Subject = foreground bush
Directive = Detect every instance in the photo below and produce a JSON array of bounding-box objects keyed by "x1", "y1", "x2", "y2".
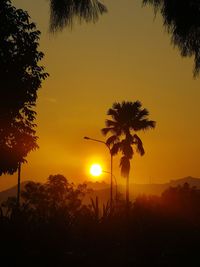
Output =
[{"x1": 1, "y1": 178, "x2": 200, "y2": 266}]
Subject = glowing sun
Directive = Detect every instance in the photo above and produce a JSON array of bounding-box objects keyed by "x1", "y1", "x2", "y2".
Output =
[{"x1": 90, "y1": 164, "x2": 102, "y2": 177}]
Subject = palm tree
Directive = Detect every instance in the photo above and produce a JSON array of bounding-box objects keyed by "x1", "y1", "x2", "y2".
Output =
[
  {"x1": 102, "y1": 101, "x2": 156, "y2": 205},
  {"x1": 49, "y1": 0, "x2": 107, "y2": 32}
]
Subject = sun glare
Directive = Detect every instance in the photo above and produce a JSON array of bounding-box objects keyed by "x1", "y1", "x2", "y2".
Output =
[{"x1": 90, "y1": 164, "x2": 102, "y2": 177}]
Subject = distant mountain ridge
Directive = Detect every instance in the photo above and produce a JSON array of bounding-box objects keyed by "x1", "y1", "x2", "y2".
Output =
[
  {"x1": 1, "y1": 176, "x2": 200, "y2": 204},
  {"x1": 85, "y1": 181, "x2": 109, "y2": 191},
  {"x1": 86, "y1": 176, "x2": 200, "y2": 196},
  {"x1": 169, "y1": 176, "x2": 200, "y2": 187},
  {"x1": 0, "y1": 181, "x2": 29, "y2": 203},
  {"x1": 132, "y1": 176, "x2": 200, "y2": 196}
]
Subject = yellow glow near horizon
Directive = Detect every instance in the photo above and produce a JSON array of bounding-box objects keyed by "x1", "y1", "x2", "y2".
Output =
[
  {"x1": 1, "y1": 0, "x2": 198, "y2": 193},
  {"x1": 90, "y1": 164, "x2": 102, "y2": 177}
]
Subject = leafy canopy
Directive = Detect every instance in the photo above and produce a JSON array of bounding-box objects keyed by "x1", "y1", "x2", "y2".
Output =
[
  {"x1": 0, "y1": 0, "x2": 49, "y2": 174},
  {"x1": 49, "y1": 0, "x2": 107, "y2": 32},
  {"x1": 50, "y1": 0, "x2": 200, "y2": 76},
  {"x1": 143, "y1": 0, "x2": 200, "y2": 77}
]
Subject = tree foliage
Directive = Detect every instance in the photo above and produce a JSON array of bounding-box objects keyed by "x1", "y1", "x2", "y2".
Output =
[
  {"x1": 49, "y1": 0, "x2": 107, "y2": 32},
  {"x1": 1, "y1": 181, "x2": 200, "y2": 265},
  {"x1": 0, "y1": 0, "x2": 48, "y2": 174},
  {"x1": 20, "y1": 174, "x2": 88, "y2": 219},
  {"x1": 49, "y1": 0, "x2": 200, "y2": 76},
  {"x1": 143, "y1": 0, "x2": 200, "y2": 77},
  {"x1": 2, "y1": 174, "x2": 89, "y2": 219},
  {"x1": 102, "y1": 101, "x2": 155, "y2": 178}
]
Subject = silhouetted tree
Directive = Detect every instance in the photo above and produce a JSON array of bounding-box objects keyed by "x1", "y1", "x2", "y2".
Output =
[
  {"x1": 102, "y1": 101, "x2": 155, "y2": 205},
  {"x1": 21, "y1": 174, "x2": 88, "y2": 220},
  {"x1": 161, "y1": 182, "x2": 200, "y2": 220},
  {"x1": 143, "y1": 0, "x2": 200, "y2": 77},
  {"x1": 0, "y1": 0, "x2": 48, "y2": 201},
  {"x1": 2, "y1": 179, "x2": 200, "y2": 265},
  {"x1": 49, "y1": 0, "x2": 200, "y2": 76},
  {"x1": 49, "y1": 0, "x2": 107, "y2": 32}
]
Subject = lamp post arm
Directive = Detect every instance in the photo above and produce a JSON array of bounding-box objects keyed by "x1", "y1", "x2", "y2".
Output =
[
  {"x1": 84, "y1": 135, "x2": 113, "y2": 208},
  {"x1": 84, "y1": 136, "x2": 111, "y2": 152}
]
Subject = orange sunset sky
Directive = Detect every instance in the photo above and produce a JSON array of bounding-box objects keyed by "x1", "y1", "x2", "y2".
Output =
[{"x1": 1, "y1": 0, "x2": 200, "y2": 190}]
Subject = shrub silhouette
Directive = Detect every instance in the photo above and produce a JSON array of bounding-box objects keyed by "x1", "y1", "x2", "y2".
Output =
[{"x1": 1, "y1": 179, "x2": 200, "y2": 266}]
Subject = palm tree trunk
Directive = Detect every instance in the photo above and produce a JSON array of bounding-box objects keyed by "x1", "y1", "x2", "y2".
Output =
[
  {"x1": 126, "y1": 174, "x2": 129, "y2": 205},
  {"x1": 17, "y1": 162, "x2": 21, "y2": 207},
  {"x1": 110, "y1": 154, "x2": 113, "y2": 209},
  {"x1": 115, "y1": 176, "x2": 118, "y2": 202}
]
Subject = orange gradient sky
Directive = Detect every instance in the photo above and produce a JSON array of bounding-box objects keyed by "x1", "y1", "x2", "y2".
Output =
[{"x1": 1, "y1": 0, "x2": 200, "y2": 190}]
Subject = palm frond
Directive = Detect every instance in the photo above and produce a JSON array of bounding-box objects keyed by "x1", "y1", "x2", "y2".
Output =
[
  {"x1": 50, "y1": 0, "x2": 107, "y2": 32},
  {"x1": 106, "y1": 135, "x2": 119, "y2": 146},
  {"x1": 132, "y1": 100, "x2": 142, "y2": 110},
  {"x1": 121, "y1": 138, "x2": 133, "y2": 159},
  {"x1": 143, "y1": 0, "x2": 200, "y2": 77},
  {"x1": 50, "y1": 0, "x2": 74, "y2": 32},
  {"x1": 102, "y1": 126, "x2": 122, "y2": 136},
  {"x1": 133, "y1": 119, "x2": 156, "y2": 131},
  {"x1": 133, "y1": 134, "x2": 145, "y2": 156},
  {"x1": 120, "y1": 156, "x2": 130, "y2": 178},
  {"x1": 101, "y1": 127, "x2": 112, "y2": 136},
  {"x1": 136, "y1": 108, "x2": 149, "y2": 120},
  {"x1": 105, "y1": 119, "x2": 117, "y2": 127},
  {"x1": 77, "y1": 0, "x2": 107, "y2": 23},
  {"x1": 110, "y1": 142, "x2": 121, "y2": 156},
  {"x1": 112, "y1": 102, "x2": 121, "y2": 111},
  {"x1": 107, "y1": 108, "x2": 118, "y2": 119}
]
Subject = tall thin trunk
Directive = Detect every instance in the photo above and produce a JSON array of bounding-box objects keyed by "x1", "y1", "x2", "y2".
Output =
[
  {"x1": 115, "y1": 176, "x2": 118, "y2": 202},
  {"x1": 17, "y1": 162, "x2": 21, "y2": 207},
  {"x1": 126, "y1": 174, "x2": 129, "y2": 205},
  {"x1": 110, "y1": 154, "x2": 113, "y2": 210}
]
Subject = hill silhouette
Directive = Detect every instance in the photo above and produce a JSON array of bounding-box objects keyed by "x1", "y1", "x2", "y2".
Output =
[
  {"x1": 86, "y1": 181, "x2": 109, "y2": 191},
  {"x1": 169, "y1": 176, "x2": 200, "y2": 187},
  {"x1": 1, "y1": 176, "x2": 200, "y2": 204},
  {"x1": 131, "y1": 176, "x2": 200, "y2": 196},
  {"x1": 0, "y1": 181, "x2": 30, "y2": 203}
]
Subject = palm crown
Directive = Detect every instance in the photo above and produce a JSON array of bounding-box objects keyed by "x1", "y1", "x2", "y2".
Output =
[{"x1": 102, "y1": 101, "x2": 156, "y2": 178}]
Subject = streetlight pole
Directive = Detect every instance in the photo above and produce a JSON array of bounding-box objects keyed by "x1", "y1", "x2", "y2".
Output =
[
  {"x1": 17, "y1": 162, "x2": 21, "y2": 207},
  {"x1": 84, "y1": 136, "x2": 113, "y2": 208},
  {"x1": 103, "y1": 171, "x2": 118, "y2": 202}
]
